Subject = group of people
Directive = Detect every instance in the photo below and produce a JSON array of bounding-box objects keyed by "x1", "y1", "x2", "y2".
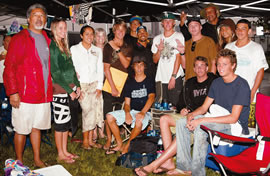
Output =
[{"x1": 0, "y1": 2, "x2": 268, "y2": 175}]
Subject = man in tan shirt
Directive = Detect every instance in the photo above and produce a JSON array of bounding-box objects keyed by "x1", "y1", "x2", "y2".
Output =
[{"x1": 183, "y1": 17, "x2": 217, "y2": 80}]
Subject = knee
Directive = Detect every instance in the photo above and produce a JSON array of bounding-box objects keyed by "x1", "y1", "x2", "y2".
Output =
[
  {"x1": 160, "y1": 115, "x2": 170, "y2": 124},
  {"x1": 106, "y1": 114, "x2": 116, "y2": 124},
  {"x1": 135, "y1": 118, "x2": 143, "y2": 127}
]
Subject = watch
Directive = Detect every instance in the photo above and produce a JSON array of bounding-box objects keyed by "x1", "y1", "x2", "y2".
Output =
[
  {"x1": 116, "y1": 49, "x2": 121, "y2": 53},
  {"x1": 172, "y1": 74, "x2": 177, "y2": 78}
]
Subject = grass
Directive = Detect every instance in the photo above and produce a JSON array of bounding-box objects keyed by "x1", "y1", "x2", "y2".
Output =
[{"x1": 0, "y1": 117, "x2": 220, "y2": 176}]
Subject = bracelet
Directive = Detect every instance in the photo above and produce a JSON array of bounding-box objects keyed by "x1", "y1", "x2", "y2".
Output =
[
  {"x1": 116, "y1": 49, "x2": 121, "y2": 53},
  {"x1": 172, "y1": 74, "x2": 177, "y2": 78},
  {"x1": 180, "y1": 52, "x2": 185, "y2": 56}
]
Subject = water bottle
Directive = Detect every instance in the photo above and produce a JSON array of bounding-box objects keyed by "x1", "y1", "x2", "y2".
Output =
[
  {"x1": 1, "y1": 98, "x2": 8, "y2": 110},
  {"x1": 156, "y1": 137, "x2": 164, "y2": 158},
  {"x1": 162, "y1": 99, "x2": 169, "y2": 110},
  {"x1": 1, "y1": 98, "x2": 8, "y2": 117}
]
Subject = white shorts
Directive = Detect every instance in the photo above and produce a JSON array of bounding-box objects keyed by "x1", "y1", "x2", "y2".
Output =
[
  {"x1": 108, "y1": 109, "x2": 151, "y2": 130},
  {"x1": 12, "y1": 102, "x2": 51, "y2": 135}
]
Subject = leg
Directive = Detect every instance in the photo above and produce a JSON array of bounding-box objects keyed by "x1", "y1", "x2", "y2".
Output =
[
  {"x1": 30, "y1": 128, "x2": 45, "y2": 167},
  {"x1": 102, "y1": 91, "x2": 114, "y2": 150},
  {"x1": 160, "y1": 114, "x2": 175, "y2": 149},
  {"x1": 14, "y1": 132, "x2": 26, "y2": 163},
  {"x1": 167, "y1": 77, "x2": 183, "y2": 107},
  {"x1": 175, "y1": 118, "x2": 192, "y2": 172},
  {"x1": 106, "y1": 114, "x2": 122, "y2": 151},
  {"x1": 68, "y1": 97, "x2": 79, "y2": 137},
  {"x1": 89, "y1": 129, "x2": 102, "y2": 148},
  {"x1": 98, "y1": 123, "x2": 105, "y2": 138},
  {"x1": 104, "y1": 120, "x2": 112, "y2": 150},
  {"x1": 191, "y1": 122, "x2": 231, "y2": 176},
  {"x1": 82, "y1": 131, "x2": 90, "y2": 148},
  {"x1": 121, "y1": 118, "x2": 143, "y2": 154},
  {"x1": 55, "y1": 131, "x2": 65, "y2": 159},
  {"x1": 135, "y1": 138, "x2": 177, "y2": 176},
  {"x1": 62, "y1": 131, "x2": 71, "y2": 156},
  {"x1": 55, "y1": 130, "x2": 75, "y2": 163}
]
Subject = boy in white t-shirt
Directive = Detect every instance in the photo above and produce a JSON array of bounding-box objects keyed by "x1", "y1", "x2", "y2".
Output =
[
  {"x1": 226, "y1": 19, "x2": 269, "y2": 102},
  {"x1": 152, "y1": 12, "x2": 185, "y2": 106}
]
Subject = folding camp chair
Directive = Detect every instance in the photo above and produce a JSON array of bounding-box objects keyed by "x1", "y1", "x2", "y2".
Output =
[
  {"x1": 201, "y1": 93, "x2": 270, "y2": 176},
  {"x1": 110, "y1": 102, "x2": 150, "y2": 147}
]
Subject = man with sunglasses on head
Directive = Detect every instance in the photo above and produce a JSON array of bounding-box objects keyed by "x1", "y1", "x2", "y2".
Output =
[
  {"x1": 182, "y1": 17, "x2": 217, "y2": 80},
  {"x1": 151, "y1": 12, "x2": 185, "y2": 107}
]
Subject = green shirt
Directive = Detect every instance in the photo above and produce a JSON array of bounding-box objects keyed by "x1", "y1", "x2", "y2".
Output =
[{"x1": 50, "y1": 40, "x2": 80, "y2": 94}]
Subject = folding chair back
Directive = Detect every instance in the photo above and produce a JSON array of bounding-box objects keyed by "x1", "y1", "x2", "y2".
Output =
[{"x1": 256, "y1": 93, "x2": 270, "y2": 137}]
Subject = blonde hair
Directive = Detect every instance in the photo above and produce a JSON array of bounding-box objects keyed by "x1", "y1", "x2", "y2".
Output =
[
  {"x1": 112, "y1": 20, "x2": 127, "y2": 33},
  {"x1": 51, "y1": 18, "x2": 70, "y2": 57},
  {"x1": 218, "y1": 26, "x2": 236, "y2": 50},
  {"x1": 93, "y1": 28, "x2": 107, "y2": 46}
]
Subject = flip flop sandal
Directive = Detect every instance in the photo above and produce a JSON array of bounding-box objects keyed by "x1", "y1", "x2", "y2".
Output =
[
  {"x1": 153, "y1": 166, "x2": 170, "y2": 175},
  {"x1": 105, "y1": 149, "x2": 120, "y2": 155},
  {"x1": 133, "y1": 167, "x2": 150, "y2": 176},
  {"x1": 68, "y1": 153, "x2": 79, "y2": 159}
]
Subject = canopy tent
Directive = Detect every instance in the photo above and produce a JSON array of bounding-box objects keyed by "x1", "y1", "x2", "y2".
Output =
[{"x1": 0, "y1": 0, "x2": 270, "y2": 23}]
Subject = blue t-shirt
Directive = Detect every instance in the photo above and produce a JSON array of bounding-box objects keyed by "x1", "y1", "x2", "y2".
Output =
[
  {"x1": 123, "y1": 76, "x2": 155, "y2": 111},
  {"x1": 208, "y1": 76, "x2": 250, "y2": 134}
]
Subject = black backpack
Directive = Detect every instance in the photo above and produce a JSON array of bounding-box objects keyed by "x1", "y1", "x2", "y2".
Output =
[{"x1": 115, "y1": 134, "x2": 159, "y2": 168}]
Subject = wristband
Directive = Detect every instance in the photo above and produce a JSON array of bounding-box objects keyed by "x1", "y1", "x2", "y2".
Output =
[
  {"x1": 172, "y1": 74, "x2": 177, "y2": 78},
  {"x1": 180, "y1": 52, "x2": 185, "y2": 56}
]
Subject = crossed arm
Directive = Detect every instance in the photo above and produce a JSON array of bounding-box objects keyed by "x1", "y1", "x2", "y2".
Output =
[{"x1": 186, "y1": 96, "x2": 243, "y2": 131}]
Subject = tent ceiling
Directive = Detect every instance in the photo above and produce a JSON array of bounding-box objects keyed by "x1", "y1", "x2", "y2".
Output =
[{"x1": 0, "y1": 0, "x2": 269, "y2": 23}]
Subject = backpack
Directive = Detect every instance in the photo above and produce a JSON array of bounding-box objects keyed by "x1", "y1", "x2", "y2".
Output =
[{"x1": 115, "y1": 134, "x2": 159, "y2": 168}]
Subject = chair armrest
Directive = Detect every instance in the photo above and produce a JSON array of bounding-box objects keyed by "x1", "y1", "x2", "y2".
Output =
[{"x1": 200, "y1": 125, "x2": 256, "y2": 144}]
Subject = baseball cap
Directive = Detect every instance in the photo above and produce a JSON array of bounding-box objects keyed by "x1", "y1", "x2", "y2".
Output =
[
  {"x1": 162, "y1": 12, "x2": 175, "y2": 20},
  {"x1": 130, "y1": 15, "x2": 143, "y2": 24},
  {"x1": 136, "y1": 25, "x2": 147, "y2": 33},
  {"x1": 187, "y1": 17, "x2": 202, "y2": 26}
]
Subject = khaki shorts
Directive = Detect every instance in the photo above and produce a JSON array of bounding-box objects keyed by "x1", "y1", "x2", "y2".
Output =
[
  {"x1": 12, "y1": 102, "x2": 51, "y2": 135},
  {"x1": 169, "y1": 113, "x2": 186, "y2": 134}
]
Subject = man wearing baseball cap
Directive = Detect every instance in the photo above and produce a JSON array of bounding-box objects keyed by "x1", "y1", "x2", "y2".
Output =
[
  {"x1": 180, "y1": 3, "x2": 223, "y2": 43},
  {"x1": 132, "y1": 25, "x2": 156, "y2": 79},
  {"x1": 182, "y1": 17, "x2": 217, "y2": 80},
  {"x1": 125, "y1": 15, "x2": 143, "y2": 47},
  {"x1": 152, "y1": 12, "x2": 185, "y2": 107}
]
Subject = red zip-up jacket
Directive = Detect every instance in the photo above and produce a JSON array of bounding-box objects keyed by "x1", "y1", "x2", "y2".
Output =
[{"x1": 3, "y1": 29, "x2": 53, "y2": 103}]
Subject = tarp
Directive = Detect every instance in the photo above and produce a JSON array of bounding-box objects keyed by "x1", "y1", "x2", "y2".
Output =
[{"x1": 0, "y1": 0, "x2": 269, "y2": 23}]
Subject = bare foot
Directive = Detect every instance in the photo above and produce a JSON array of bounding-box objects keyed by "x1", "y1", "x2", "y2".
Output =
[
  {"x1": 167, "y1": 168, "x2": 192, "y2": 175},
  {"x1": 103, "y1": 141, "x2": 111, "y2": 150},
  {"x1": 57, "y1": 156, "x2": 75, "y2": 164},
  {"x1": 89, "y1": 142, "x2": 102, "y2": 148},
  {"x1": 34, "y1": 160, "x2": 47, "y2": 168},
  {"x1": 65, "y1": 152, "x2": 79, "y2": 159}
]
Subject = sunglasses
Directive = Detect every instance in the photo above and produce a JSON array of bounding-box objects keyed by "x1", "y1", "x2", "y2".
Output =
[{"x1": 191, "y1": 41, "x2": 196, "y2": 52}]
